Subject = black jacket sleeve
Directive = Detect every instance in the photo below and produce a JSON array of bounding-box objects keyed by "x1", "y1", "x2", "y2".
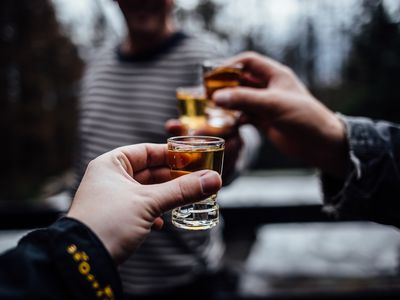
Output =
[
  {"x1": 322, "y1": 115, "x2": 400, "y2": 228},
  {"x1": 0, "y1": 217, "x2": 122, "y2": 299}
]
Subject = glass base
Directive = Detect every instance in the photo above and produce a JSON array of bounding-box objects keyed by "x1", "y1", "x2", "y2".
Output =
[{"x1": 172, "y1": 196, "x2": 219, "y2": 230}]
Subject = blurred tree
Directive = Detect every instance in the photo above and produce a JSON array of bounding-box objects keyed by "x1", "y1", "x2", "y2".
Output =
[
  {"x1": 92, "y1": 0, "x2": 110, "y2": 48},
  {"x1": 0, "y1": 0, "x2": 84, "y2": 201},
  {"x1": 195, "y1": 0, "x2": 220, "y2": 32},
  {"x1": 175, "y1": 0, "x2": 220, "y2": 39},
  {"x1": 252, "y1": 17, "x2": 320, "y2": 171},
  {"x1": 92, "y1": 10, "x2": 108, "y2": 48},
  {"x1": 304, "y1": 19, "x2": 318, "y2": 91},
  {"x1": 243, "y1": 30, "x2": 271, "y2": 55},
  {"x1": 283, "y1": 17, "x2": 318, "y2": 92},
  {"x1": 338, "y1": 0, "x2": 400, "y2": 123}
]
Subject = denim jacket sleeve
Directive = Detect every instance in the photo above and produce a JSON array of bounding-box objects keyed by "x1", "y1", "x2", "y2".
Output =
[{"x1": 321, "y1": 115, "x2": 400, "y2": 228}]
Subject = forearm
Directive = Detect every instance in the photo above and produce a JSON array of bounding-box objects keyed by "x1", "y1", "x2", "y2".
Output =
[
  {"x1": 0, "y1": 218, "x2": 122, "y2": 299},
  {"x1": 321, "y1": 115, "x2": 400, "y2": 228}
]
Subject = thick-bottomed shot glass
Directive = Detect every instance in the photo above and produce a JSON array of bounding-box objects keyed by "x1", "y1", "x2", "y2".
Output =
[{"x1": 167, "y1": 136, "x2": 225, "y2": 230}]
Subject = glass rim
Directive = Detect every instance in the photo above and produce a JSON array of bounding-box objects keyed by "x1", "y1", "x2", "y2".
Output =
[
  {"x1": 167, "y1": 136, "x2": 225, "y2": 146},
  {"x1": 176, "y1": 85, "x2": 204, "y2": 92},
  {"x1": 176, "y1": 86, "x2": 206, "y2": 98},
  {"x1": 202, "y1": 59, "x2": 243, "y2": 70}
]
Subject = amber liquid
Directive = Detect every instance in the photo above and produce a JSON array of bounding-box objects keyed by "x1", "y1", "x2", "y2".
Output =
[
  {"x1": 177, "y1": 91, "x2": 207, "y2": 132},
  {"x1": 203, "y1": 66, "x2": 241, "y2": 130},
  {"x1": 168, "y1": 147, "x2": 224, "y2": 176},
  {"x1": 168, "y1": 147, "x2": 224, "y2": 230},
  {"x1": 204, "y1": 66, "x2": 242, "y2": 99}
]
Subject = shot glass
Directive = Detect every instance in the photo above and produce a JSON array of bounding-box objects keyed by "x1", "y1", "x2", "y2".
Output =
[
  {"x1": 202, "y1": 59, "x2": 243, "y2": 100},
  {"x1": 202, "y1": 59, "x2": 243, "y2": 130},
  {"x1": 167, "y1": 136, "x2": 225, "y2": 230},
  {"x1": 176, "y1": 86, "x2": 208, "y2": 135}
]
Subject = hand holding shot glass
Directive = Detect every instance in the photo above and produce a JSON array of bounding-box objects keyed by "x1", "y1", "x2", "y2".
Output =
[{"x1": 167, "y1": 136, "x2": 225, "y2": 230}]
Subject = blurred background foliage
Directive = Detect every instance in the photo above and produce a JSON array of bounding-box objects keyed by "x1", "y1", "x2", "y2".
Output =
[
  {"x1": 1, "y1": 0, "x2": 400, "y2": 201},
  {"x1": 0, "y1": 0, "x2": 84, "y2": 201}
]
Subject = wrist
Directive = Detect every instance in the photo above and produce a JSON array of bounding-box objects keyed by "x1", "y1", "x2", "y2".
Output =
[
  {"x1": 320, "y1": 113, "x2": 350, "y2": 178},
  {"x1": 66, "y1": 210, "x2": 118, "y2": 263}
]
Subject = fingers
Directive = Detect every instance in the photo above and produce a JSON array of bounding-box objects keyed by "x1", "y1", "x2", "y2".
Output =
[
  {"x1": 152, "y1": 217, "x2": 164, "y2": 230},
  {"x1": 153, "y1": 170, "x2": 222, "y2": 213},
  {"x1": 213, "y1": 87, "x2": 273, "y2": 114},
  {"x1": 226, "y1": 51, "x2": 286, "y2": 82},
  {"x1": 240, "y1": 72, "x2": 267, "y2": 88},
  {"x1": 110, "y1": 144, "x2": 168, "y2": 176},
  {"x1": 133, "y1": 167, "x2": 171, "y2": 184}
]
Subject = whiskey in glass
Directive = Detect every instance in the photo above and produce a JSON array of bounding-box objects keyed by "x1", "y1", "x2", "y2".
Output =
[
  {"x1": 167, "y1": 136, "x2": 225, "y2": 230},
  {"x1": 176, "y1": 86, "x2": 207, "y2": 134}
]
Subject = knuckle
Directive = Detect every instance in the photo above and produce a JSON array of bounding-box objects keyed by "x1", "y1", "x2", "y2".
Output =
[
  {"x1": 232, "y1": 88, "x2": 247, "y2": 101},
  {"x1": 229, "y1": 89, "x2": 240, "y2": 102},
  {"x1": 280, "y1": 65, "x2": 295, "y2": 77},
  {"x1": 237, "y1": 51, "x2": 260, "y2": 63},
  {"x1": 86, "y1": 159, "x2": 97, "y2": 171},
  {"x1": 243, "y1": 51, "x2": 258, "y2": 58}
]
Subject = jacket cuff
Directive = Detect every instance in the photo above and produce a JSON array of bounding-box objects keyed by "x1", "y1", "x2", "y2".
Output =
[
  {"x1": 46, "y1": 217, "x2": 122, "y2": 299},
  {"x1": 321, "y1": 115, "x2": 398, "y2": 225}
]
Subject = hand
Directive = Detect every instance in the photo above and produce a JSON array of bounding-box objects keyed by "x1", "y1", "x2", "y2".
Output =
[
  {"x1": 165, "y1": 119, "x2": 243, "y2": 184},
  {"x1": 67, "y1": 144, "x2": 222, "y2": 264},
  {"x1": 213, "y1": 52, "x2": 349, "y2": 177}
]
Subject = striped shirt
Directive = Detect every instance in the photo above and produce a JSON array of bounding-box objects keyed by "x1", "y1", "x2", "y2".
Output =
[{"x1": 75, "y1": 32, "x2": 227, "y2": 296}]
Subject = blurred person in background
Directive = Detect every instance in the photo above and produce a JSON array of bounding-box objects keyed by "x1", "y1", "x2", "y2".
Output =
[
  {"x1": 213, "y1": 51, "x2": 400, "y2": 228},
  {"x1": 0, "y1": 143, "x2": 221, "y2": 299},
  {"x1": 72, "y1": 0, "x2": 260, "y2": 299}
]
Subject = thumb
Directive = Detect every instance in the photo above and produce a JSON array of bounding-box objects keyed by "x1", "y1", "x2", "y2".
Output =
[
  {"x1": 213, "y1": 87, "x2": 271, "y2": 114},
  {"x1": 153, "y1": 170, "x2": 222, "y2": 213}
]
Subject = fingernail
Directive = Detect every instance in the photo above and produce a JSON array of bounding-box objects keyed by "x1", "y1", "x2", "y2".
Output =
[
  {"x1": 200, "y1": 171, "x2": 221, "y2": 195},
  {"x1": 214, "y1": 90, "x2": 232, "y2": 107}
]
